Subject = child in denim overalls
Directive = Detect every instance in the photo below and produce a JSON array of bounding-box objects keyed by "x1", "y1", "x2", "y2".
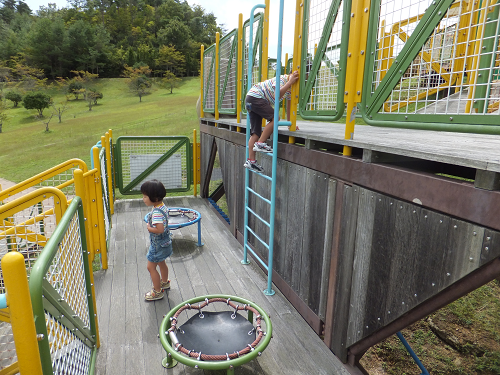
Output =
[{"x1": 141, "y1": 179, "x2": 172, "y2": 301}]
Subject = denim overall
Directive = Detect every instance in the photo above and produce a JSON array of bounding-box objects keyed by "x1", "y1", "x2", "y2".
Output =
[{"x1": 147, "y1": 208, "x2": 172, "y2": 263}]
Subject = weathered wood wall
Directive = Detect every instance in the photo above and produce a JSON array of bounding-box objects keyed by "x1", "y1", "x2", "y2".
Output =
[{"x1": 199, "y1": 123, "x2": 500, "y2": 362}]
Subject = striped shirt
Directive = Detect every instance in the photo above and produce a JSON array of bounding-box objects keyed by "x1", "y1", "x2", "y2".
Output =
[
  {"x1": 151, "y1": 203, "x2": 168, "y2": 228},
  {"x1": 247, "y1": 75, "x2": 291, "y2": 105}
]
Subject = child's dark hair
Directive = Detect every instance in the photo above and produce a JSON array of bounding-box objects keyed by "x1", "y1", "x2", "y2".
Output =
[{"x1": 140, "y1": 179, "x2": 166, "y2": 202}]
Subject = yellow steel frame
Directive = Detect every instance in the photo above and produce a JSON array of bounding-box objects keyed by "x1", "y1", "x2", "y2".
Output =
[
  {"x1": 380, "y1": 2, "x2": 468, "y2": 113},
  {"x1": 289, "y1": 0, "x2": 304, "y2": 143},
  {"x1": 0, "y1": 159, "x2": 87, "y2": 203},
  {"x1": 343, "y1": 0, "x2": 371, "y2": 156},
  {"x1": 1, "y1": 251, "x2": 43, "y2": 375},
  {"x1": 466, "y1": 0, "x2": 495, "y2": 113}
]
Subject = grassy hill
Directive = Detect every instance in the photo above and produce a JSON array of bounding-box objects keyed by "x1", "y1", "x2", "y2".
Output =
[{"x1": 0, "y1": 77, "x2": 200, "y2": 182}]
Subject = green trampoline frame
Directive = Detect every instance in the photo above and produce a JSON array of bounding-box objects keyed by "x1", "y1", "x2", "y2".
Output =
[{"x1": 159, "y1": 294, "x2": 272, "y2": 374}]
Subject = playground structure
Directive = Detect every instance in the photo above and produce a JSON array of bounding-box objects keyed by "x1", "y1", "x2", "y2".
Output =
[
  {"x1": 0, "y1": 0, "x2": 499, "y2": 374},
  {"x1": 202, "y1": 0, "x2": 500, "y2": 134},
  {"x1": 199, "y1": 0, "x2": 500, "y2": 372}
]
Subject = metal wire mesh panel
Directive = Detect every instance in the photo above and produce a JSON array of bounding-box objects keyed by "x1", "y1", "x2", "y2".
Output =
[
  {"x1": 0, "y1": 196, "x2": 58, "y2": 292},
  {"x1": 363, "y1": 0, "x2": 500, "y2": 131},
  {"x1": 301, "y1": 0, "x2": 349, "y2": 119},
  {"x1": 99, "y1": 148, "x2": 111, "y2": 243},
  {"x1": 47, "y1": 312, "x2": 91, "y2": 375},
  {"x1": 203, "y1": 46, "x2": 216, "y2": 112},
  {"x1": 219, "y1": 30, "x2": 238, "y2": 113},
  {"x1": 242, "y1": 14, "x2": 263, "y2": 114},
  {"x1": 29, "y1": 199, "x2": 96, "y2": 375},
  {"x1": 115, "y1": 136, "x2": 192, "y2": 194},
  {"x1": 47, "y1": 210, "x2": 90, "y2": 327},
  {"x1": 0, "y1": 322, "x2": 16, "y2": 371}
]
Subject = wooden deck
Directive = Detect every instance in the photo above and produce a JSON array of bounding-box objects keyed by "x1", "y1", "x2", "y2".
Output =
[
  {"x1": 208, "y1": 118, "x2": 500, "y2": 172},
  {"x1": 93, "y1": 196, "x2": 350, "y2": 375}
]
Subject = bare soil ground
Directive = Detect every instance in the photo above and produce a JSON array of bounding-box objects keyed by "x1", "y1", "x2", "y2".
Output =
[{"x1": 360, "y1": 280, "x2": 500, "y2": 375}]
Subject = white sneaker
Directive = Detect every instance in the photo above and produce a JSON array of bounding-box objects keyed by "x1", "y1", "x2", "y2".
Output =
[
  {"x1": 243, "y1": 160, "x2": 264, "y2": 173},
  {"x1": 253, "y1": 142, "x2": 273, "y2": 153}
]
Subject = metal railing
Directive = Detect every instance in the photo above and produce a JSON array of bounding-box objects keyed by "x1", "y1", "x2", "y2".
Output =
[{"x1": 29, "y1": 197, "x2": 98, "y2": 375}]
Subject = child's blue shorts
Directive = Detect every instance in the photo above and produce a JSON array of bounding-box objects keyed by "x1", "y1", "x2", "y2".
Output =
[{"x1": 147, "y1": 242, "x2": 173, "y2": 263}]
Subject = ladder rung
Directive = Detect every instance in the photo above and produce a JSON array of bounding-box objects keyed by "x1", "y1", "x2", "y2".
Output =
[
  {"x1": 245, "y1": 225, "x2": 270, "y2": 250},
  {"x1": 246, "y1": 187, "x2": 271, "y2": 205},
  {"x1": 277, "y1": 120, "x2": 291, "y2": 126},
  {"x1": 246, "y1": 206, "x2": 271, "y2": 228},
  {"x1": 244, "y1": 244, "x2": 269, "y2": 269}
]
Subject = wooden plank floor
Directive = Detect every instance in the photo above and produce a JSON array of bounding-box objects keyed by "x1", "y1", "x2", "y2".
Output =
[
  {"x1": 93, "y1": 196, "x2": 350, "y2": 375},
  {"x1": 211, "y1": 118, "x2": 500, "y2": 172}
]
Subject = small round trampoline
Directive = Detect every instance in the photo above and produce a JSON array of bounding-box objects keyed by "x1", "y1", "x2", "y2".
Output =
[
  {"x1": 159, "y1": 295, "x2": 272, "y2": 374},
  {"x1": 146, "y1": 207, "x2": 203, "y2": 246}
]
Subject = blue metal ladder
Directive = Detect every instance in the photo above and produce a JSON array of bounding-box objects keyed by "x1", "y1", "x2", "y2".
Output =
[{"x1": 242, "y1": 0, "x2": 290, "y2": 296}]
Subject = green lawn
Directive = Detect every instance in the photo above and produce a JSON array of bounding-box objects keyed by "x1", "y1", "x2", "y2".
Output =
[{"x1": 0, "y1": 77, "x2": 200, "y2": 183}]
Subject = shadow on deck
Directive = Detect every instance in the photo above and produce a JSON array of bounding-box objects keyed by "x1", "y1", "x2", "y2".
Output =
[{"x1": 93, "y1": 196, "x2": 349, "y2": 375}]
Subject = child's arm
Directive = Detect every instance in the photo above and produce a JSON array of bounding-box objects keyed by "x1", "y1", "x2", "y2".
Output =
[{"x1": 147, "y1": 222, "x2": 164, "y2": 234}]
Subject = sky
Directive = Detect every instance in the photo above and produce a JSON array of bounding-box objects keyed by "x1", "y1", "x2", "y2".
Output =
[{"x1": 23, "y1": 0, "x2": 296, "y2": 60}]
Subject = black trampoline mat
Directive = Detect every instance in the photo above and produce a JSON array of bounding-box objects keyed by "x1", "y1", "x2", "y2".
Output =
[{"x1": 176, "y1": 311, "x2": 256, "y2": 355}]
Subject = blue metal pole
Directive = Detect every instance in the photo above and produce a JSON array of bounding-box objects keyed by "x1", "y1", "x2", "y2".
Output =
[
  {"x1": 263, "y1": 0, "x2": 286, "y2": 296},
  {"x1": 396, "y1": 332, "x2": 430, "y2": 375},
  {"x1": 242, "y1": 4, "x2": 265, "y2": 266}
]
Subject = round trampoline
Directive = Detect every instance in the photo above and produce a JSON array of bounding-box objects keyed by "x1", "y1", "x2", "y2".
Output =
[
  {"x1": 145, "y1": 207, "x2": 203, "y2": 246},
  {"x1": 159, "y1": 295, "x2": 272, "y2": 374}
]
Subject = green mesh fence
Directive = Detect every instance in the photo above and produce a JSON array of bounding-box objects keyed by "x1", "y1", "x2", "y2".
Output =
[{"x1": 115, "y1": 136, "x2": 192, "y2": 194}]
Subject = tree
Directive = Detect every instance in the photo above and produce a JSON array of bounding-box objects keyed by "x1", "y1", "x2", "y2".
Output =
[
  {"x1": 67, "y1": 80, "x2": 85, "y2": 99},
  {"x1": 123, "y1": 65, "x2": 153, "y2": 102},
  {"x1": 155, "y1": 45, "x2": 185, "y2": 76},
  {"x1": 22, "y1": 91, "x2": 51, "y2": 117},
  {"x1": 51, "y1": 102, "x2": 69, "y2": 123},
  {"x1": 161, "y1": 71, "x2": 181, "y2": 94},
  {"x1": 5, "y1": 90, "x2": 22, "y2": 107},
  {"x1": 86, "y1": 88, "x2": 103, "y2": 111}
]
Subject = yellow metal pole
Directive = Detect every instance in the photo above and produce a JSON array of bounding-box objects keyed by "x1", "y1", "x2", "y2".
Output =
[
  {"x1": 193, "y1": 129, "x2": 197, "y2": 197},
  {"x1": 94, "y1": 144, "x2": 108, "y2": 270},
  {"x1": 74, "y1": 168, "x2": 100, "y2": 347},
  {"x1": 289, "y1": 0, "x2": 304, "y2": 143},
  {"x1": 74, "y1": 169, "x2": 94, "y2": 262},
  {"x1": 282, "y1": 52, "x2": 289, "y2": 119},
  {"x1": 262, "y1": 0, "x2": 270, "y2": 82},
  {"x1": 466, "y1": 1, "x2": 489, "y2": 113},
  {"x1": 105, "y1": 131, "x2": 114, "y2": 216},
  {"x1": 310, "y1": 44, "x2": 317, "y2": 111},
  {"x1": 215, "y1": 32, "x2": 220, "y2": 121},
  {"x1": 260, "y1": 0, "x2": 271, "y2": 130},
  {"x1": 343, "y1": 0, "x2": 369, "y2": 156},
  {"x1": 200, "y1": 45, "x2": 205, "y2": 119},
  {"x1": 2, "y1": 251, "x2": 43, "y2": 375},
  {"x1": 237, "y1": 13, "x2": 243, "y2": 127}
]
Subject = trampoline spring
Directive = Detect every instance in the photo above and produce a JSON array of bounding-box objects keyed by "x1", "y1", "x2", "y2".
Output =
[
  {"x1": 226, "y1": 353, "x2": 230, "y2": 361},
  {"x1": 231, "y1": 304, "x2": 239, "y2": 319},
  {"x1": 226, "y1": 298, "x2": 231, "y2": 304},
  {"x1": 243, "y1": 304, "x2": 247, "y2": 310},
  {"x1": 187, "y1": 350, "x2": 193, "y2": 356},
  {"x1": 247, "y1": 344, "x2": 255, "y2": 352},
  {"x1": 197, "y1": 352, "x2": 202, "y2": 361},
  {"x1": 236, "y1": 351, "x2": 240, "y2": 358},
  {"x1": 248, "y1": 328, "x2": 256, "y2": 335},
  {"x1": 205, "y1": 298, "x2": 209, "y2": 306},
  {"x1": 186, "y1": 303, "x2": 191, "y2": 309},
  {"x1": 199, "y1": 311, "x2": 205, "y2": 319}
]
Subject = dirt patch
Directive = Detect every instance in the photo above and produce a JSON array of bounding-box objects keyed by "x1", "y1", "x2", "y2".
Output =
[{"x1": 360, "y1": 280, "x2": 500, "y2": 374}]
